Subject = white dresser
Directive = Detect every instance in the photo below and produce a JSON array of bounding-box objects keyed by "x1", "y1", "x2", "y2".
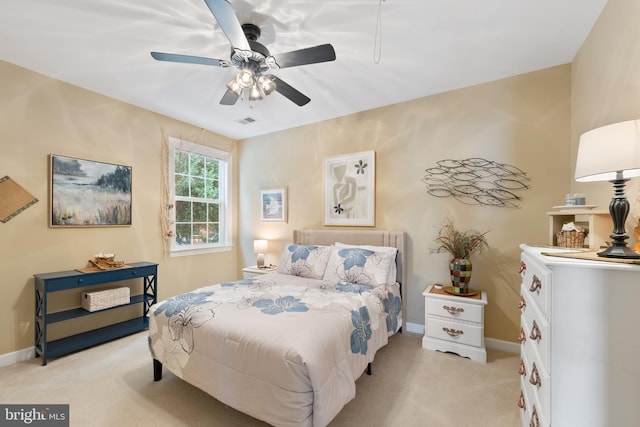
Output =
[
  {"x1": 518, "y1": 244, "x2": 640, "y2": 427},
  {"x1": 422, "y1": 285, "x2": 488, "y2": 363}
]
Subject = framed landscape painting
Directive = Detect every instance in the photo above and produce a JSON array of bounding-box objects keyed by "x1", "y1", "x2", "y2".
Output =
[
  {"x1": 50, "y1": 154, "x2": 132, "y2": 227},
  {"x1": 324, "y1": 151, "x2": 375, "y2": 226}
]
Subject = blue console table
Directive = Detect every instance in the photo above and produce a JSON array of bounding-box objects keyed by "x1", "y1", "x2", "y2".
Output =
[{"x1": 34, "y1": 262, "x2": 158, "y2": 365}]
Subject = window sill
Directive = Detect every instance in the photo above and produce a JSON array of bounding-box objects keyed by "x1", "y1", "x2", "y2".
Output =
[{"x1": 170, "y1": 244, "x2": 233, "y2": 258}]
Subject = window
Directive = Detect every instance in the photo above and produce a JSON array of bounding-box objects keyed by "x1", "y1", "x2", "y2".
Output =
[{"x1": 168, "y1": 137, "x2": 231, "y2": 256}]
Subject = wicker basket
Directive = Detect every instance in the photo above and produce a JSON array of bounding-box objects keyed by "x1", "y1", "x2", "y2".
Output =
[
  {"x1": 556, "y1": 230, "x2": 586, "y2": 248},
  {"x1": 81, "y1": 287, "x2": 130, "y2": 312}
]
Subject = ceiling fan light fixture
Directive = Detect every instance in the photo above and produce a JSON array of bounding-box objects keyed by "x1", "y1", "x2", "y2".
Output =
[
  {"x1": 258, "y1": 75, "x2": 276, "y2": 95},
  {"x1": 236, "y1": 69, "x2": 254, "y2": 89},
  {"x1": 248, "y1": 83, "x2": 264, "y2": 101},
  {"x1": 226, "y1": 78, "x2": 242, "y2": 96}
]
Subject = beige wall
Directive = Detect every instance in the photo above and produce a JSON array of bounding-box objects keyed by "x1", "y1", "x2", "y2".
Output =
[
  {"x1": 10, "y1": 8, "x2": 624, "y2": 353},
  {"x1": 0, "y1": 61, "x2": 239, "y2": 356},
  {"x1": 572, "y1": 0, "x2": 640, "y2": 233},
  {"x1": 239, "y1": 64, "x2": 572, "y2": 342}
]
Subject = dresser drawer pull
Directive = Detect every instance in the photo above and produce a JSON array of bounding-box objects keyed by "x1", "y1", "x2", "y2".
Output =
[
  {"x1": 519, "y1": 261, "x2": 526, "y2": 274},
  {"x1": 529, "y1": 405, "x2": 540, "y2": 427},
  {"x1": 529, "y1": 275, "x2": 542, "y2": 292},
  {"x1": 442, "y1": 327, "x2": 464, "y2": 337},
  {"x1": 529, "y1": 320, "x2": 542, "y2": 341},
  {"x1": 518, "y1": 295, "x2": 526, "y2": 309},
  {"x1": 443, "y1": 305, "x2": 464, "y2": 315},
  {"x1": 518, "y1": 391, "x2": 526, "y2": 409},
  {"x1": 518, "y1": 359, "x2": 526, "y2": 376},
  {"x1": 529, "y1": 362, "x2": 541, "y2": 387},
  {"x1": 518, "y1": 327, "x2": 526, "y2": 343}
]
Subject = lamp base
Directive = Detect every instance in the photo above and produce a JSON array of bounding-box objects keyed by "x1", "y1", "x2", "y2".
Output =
[
  {"x1": 256, "y1": 253, "x2": 265, "y2": 268},
  {"x1": 597, "y1": 245, "x2": 640, "y2": 259}
]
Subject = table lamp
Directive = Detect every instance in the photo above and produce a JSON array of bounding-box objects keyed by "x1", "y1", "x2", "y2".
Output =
[
  {"x1": 253, "y1": 239, "x2": 268, "y2": 268},
  {"x1": 575, "y1": 119, "x2": 640, "y2": 258}
]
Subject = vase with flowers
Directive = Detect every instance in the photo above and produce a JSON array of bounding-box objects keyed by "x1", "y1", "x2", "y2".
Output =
[{"x1": 432, "y1": 218, "x2": 490, "y2": 294}]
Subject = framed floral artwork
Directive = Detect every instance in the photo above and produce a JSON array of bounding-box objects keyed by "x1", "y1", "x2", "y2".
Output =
[
  {"x1": 324, "y1": 151, "x2": 375, "y2": 226},
  {"x1": 260, "y1": 188, "x2": 287, "y2": 222}
]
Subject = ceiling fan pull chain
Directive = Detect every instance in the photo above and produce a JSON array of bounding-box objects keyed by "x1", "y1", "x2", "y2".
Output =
[{"x1": 373, "y1": 0, "x2": 385, "y2": 64}]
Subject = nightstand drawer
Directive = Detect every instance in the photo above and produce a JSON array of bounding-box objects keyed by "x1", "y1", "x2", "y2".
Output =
[
  {"x1": 426, "y1": 297, "x2": 483, "y2": 323},
  {"x1": 425, "y1": 317, "x2": 483, "y2": 347}
]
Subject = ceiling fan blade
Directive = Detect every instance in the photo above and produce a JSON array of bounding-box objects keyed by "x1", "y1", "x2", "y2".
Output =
[
  {"x1": 272, "y1": 44, "x2": 336, "y2": 69},
  {"x1": 150, "y1": 52, "x2": 228, "y2": 67},
  {"x1": 271, "y1": 76, "x2": 310, "y2": 106},
  {"x1": 203, "y1": 0, "x2": 250, "y2": 51},
  {"x1": 220, "y1": 88, "x2": 239, "y2": 105}
]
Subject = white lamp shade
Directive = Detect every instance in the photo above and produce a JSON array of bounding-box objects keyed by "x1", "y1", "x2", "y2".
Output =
[
  {"x1": 575, "y1": 119, "x2": 640, "y2": 182},
  {"x1": 253, "y1": 239, "x2": 268, "y2": 253}
]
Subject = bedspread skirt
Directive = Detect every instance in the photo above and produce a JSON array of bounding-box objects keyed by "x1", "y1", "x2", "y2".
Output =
[{"x1": 148, "y1": 273, "x2": 402, "y2": 427}]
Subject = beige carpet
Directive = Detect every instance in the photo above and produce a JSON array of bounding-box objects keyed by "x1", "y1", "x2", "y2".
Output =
[{"x1": 0, "y1": 332, "x2": 520, "y2": 426}]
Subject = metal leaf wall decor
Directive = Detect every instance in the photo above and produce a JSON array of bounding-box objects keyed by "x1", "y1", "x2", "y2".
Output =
[{"x1": 422, "y1": 158, "x2": 530, "y2": 207}]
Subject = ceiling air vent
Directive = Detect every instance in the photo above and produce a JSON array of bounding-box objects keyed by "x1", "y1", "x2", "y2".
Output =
[{"x1": 236, "y1": 117, "x2": 256, "y2": 125}]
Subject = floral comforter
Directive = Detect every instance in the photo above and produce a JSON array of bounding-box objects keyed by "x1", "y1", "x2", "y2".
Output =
[{"x1": 148, "y1": 272, "x2": 402, "y2": 427}]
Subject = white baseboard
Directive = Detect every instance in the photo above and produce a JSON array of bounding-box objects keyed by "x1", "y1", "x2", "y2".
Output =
[
  {"x1": 0, "y1": 346, "x2": 34, "y2": 368},
  {"x1": 485, "y1": 337, "x2": 520, "y2": 354},
  {"x1": 405, "y1": 322, "x2": 519, "y2": 355},
  {"x1": 405, "y1": 322, "x2": 424, "y2": 335}
]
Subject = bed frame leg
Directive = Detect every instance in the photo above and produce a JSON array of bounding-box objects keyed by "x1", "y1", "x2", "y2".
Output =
[
  {"x1": 367, "y1": 363, "x2": 372, "y2": 376},
  {"x1": 153, "y1": 359, "x2": 163, "y2": 381}
]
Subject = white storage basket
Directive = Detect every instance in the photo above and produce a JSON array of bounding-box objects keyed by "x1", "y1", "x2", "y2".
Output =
[{"x1": 81, "y1": 287, "x2": 130, "y2": 312}]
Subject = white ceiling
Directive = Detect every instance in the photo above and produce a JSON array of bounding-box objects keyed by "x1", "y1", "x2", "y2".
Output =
[{"x1": 2, "y1": 0, "x2": 607, "y2": 140}]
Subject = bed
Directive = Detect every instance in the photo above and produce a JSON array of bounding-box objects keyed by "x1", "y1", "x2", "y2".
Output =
[{"x1": 148, "y1": 229, "x2": 406, "y2": 427}]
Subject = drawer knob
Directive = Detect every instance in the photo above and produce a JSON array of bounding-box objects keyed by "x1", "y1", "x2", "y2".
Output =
[
  {"x1": 529, "y1": 320, "x2": 542, "y2": 342},
  {"x1": 529, "y1": 405, "x2": 540, "y2": 427},
  {"x1": 518, "y1": 327, "x2": 526, "y2": 343},
  {"x1": 518, "y1": 391, "x2": 526, "y2": 410},
  {"x1": 518, "y1": 359, "x2": 526, "y2": 376},
  {"x1": 443, "y1": 305, "x2": 464, "y2": 315},
  {"x1": 518, "y1": 295, "x2": 526, "y2": 310},
  {"x1": 77, "y1": 278, "x2": 83, "y2": 284},
  {"x1": 519, "y1": 261, "x2": 527, "y2": 274},
  {"x1": 442, "y1": 327, "x2": 464, "y2": 337},
  {"x1": 529, "y1": 362, "x2": 542, "y2": 387},
  {"x1": 529, "y1": 275, "x2": 542, "y2": 292}
]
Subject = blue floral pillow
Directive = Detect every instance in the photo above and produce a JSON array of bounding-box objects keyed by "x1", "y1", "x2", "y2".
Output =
[
  {"x1": 277, "y1": 244, "x2": 331, "y2": 279},
  {"x1": 322, "y1": 246, "x2": 394, "y2": 286}
]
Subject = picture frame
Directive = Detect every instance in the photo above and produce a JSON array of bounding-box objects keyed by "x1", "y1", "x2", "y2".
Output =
[
  {"x1": 260, "y1": 188, "x2": 287, "y2": 222},
  {"x1": 49, "y1": 154, "x2": 132, "y2": 227},
  {"x1": 324, "y1": 151, "x2": 375, "y2": 226}
]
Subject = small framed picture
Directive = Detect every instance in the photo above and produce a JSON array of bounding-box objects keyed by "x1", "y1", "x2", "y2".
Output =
[{"x1": 260, "y1": 188, "x2": 287, "y2": 222}]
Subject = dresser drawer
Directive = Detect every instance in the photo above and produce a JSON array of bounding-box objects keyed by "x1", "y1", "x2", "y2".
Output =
[
  {"x1": 521, "y1": 342, "x2": 550, "y2": 426},
  {"x1": 521, "y1": 288, "x2": 551, "y2": 371},
  {"x1": 426, "y1": 317, "x2": 483, "y2": 347},
  {"x1": 520, "y1": 251, "x2": 551, "y2": 318},
  {"x1": 520, "y1": 376, "x2": 549, "y2": 427},
  {"x1": 425, "y1": 297, "x2": 484, "y2": 323}
]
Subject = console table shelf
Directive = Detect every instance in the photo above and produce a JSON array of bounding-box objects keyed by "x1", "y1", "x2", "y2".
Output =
[{"x1": 34, "y1": 262, "x2": 157, "y2": 365}]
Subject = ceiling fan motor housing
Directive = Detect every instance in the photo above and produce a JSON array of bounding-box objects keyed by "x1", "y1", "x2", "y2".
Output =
[{"x1": 230, "y1": 24, "x2": 270, "y2": 70}]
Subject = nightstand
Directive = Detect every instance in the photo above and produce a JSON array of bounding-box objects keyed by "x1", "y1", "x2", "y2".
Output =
[
  {"x1": 422, "y1": 284, "x2": 488, "y2": 363},
  {"x1": 242, "y1": 265, "x2": 277, "y2": 279}
]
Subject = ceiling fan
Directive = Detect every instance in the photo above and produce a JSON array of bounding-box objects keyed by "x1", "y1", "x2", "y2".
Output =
[{"x1": 150, "y1": 0, "x2": 336, "y2": 106}]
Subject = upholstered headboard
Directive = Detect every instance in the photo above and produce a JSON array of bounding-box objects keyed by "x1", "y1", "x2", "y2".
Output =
[{"x1": 293, "y1": 229, "x2": 407, "y2": 330}]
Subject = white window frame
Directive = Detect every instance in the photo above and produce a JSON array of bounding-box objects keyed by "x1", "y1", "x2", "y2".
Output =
[{"x1": 167, "y1": 137, "x2": 232, "y2": 257}]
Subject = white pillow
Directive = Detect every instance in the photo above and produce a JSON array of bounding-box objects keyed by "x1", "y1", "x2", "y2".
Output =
[
  {"x1": 334, "y1": 242, "x2": 398, "y2": 284},
  {"x1": 278, "y1": 244, "x2": 331, "y2": 279},
  {"x1": 323, "y1": 245, "x2": 395, "y2": 286}
]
